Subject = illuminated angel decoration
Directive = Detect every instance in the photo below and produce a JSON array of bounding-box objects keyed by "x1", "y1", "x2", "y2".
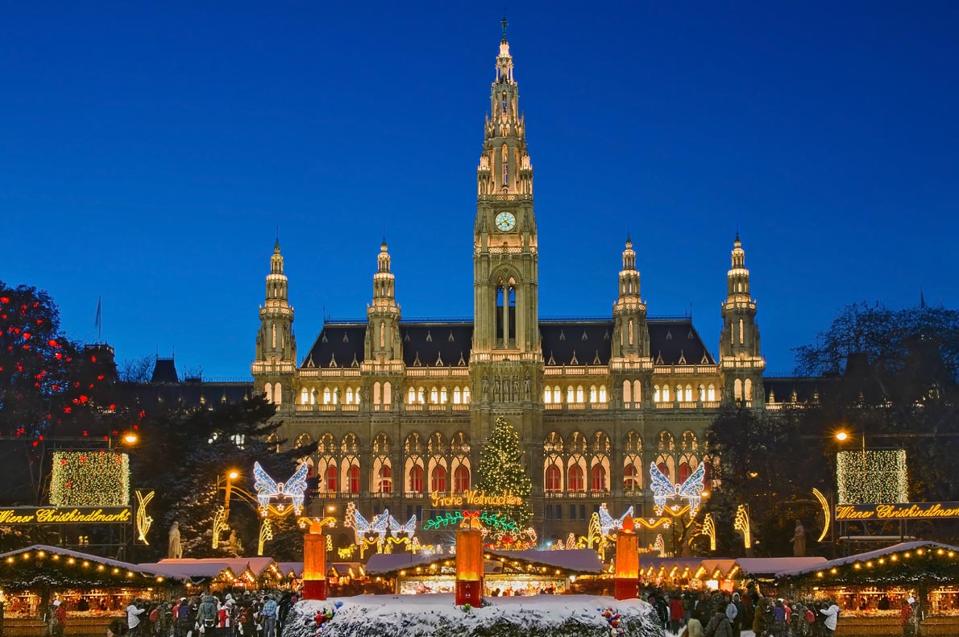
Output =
[
  {"x1": 598, "y1": 503, "x2": 635, "y2": 537},
  {"x1": 352, "y1": 508, "x2": 390, "y2": 544},
  {"x1": 649, "y1": 461, "x2": 705, "y2": 516},
  {"x1": 387, "y1": 511, "x2": 417, "y2": 537},
  {"x1": 253, "y1": 461, "x2": 309, "y2": 515}
]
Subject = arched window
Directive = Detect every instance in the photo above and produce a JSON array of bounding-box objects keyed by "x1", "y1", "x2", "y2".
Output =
[
  {"x1": 589, "y1": 385, "x2": 598, "y2": 403},
  {"x1": 707, "y1": 384, "x2": 716, "y2": 401},
  {"x1": 622, "y1": 379, "x2": 632, "y2": 405},
  {"x1": 698, "y1": 384, "x2": 705, "y2": 401},
  {"x1": 454, "y1": 386, "x2": 462, "y2": 404},
  {"x1": 264, "y1": 382, "x2": 272, "y2": 402},
  {"x1": 463, "y1": 387, "x2": 471, "y2": 403},
  {"x1": 590, "y1": 464, "x2": 607, "y2": 492},
  {"x1": 310, "y1": 388, "x2": 317, "y2": 405},
  {"x1": 431, "y1": 465, "x2": 447, "y2": 493},
  {"x1": 653, "y1": 385, "x2": 661, "y2": 402},
  {"x1": 543, "y1": 387, "x2": 552, "y2": 403},
  {"x1": 453, "y1": 465, "x2": 470, "y2": 494},
  {"x1": 678, "y1": 460, "x2": 691, "y2": 483},
  {"x1": 567, "y1": 465, "x2": 584, "y2": 492},
  {"x1": 417, "y1": 387, "x2": 426, "y2": 404},
  {"x1": 407, "y1": 387, "x2": 416, "y2": 404},
  {"x1": 324, "y1": 387, "x2": 332, "y2": 405},
  {"x1": 383, "y1": 381, "x2": 392, "y2": 406},
  {"x1": 273, "y1": 383, "x2": 282, "y2": 405},
  {"x1": 373, "y1": 382, "x2": 381, "y2": 406},
  {"x1": 552, "y1": 386, "x2": 560, "y2": 403},
  {"x1": 734, "y1": 379, "x2": 743, "y2": 401},
  {"x1": 684, "y1": 385, "x2": 693, "y2": 402},
  {"x1": 662, "y1": 385, "x2": 670, "y2": 402},
  {"x1": 347, "y1": 464, "x2": 360, "y2": 494},
  {"x1": 545, "y1": 463, "x2": 562, "y2": 492},
  {"x1": 300, "y1": 387, "x2": 309, "y2": 404},
  {"x1": 430, "y1": 387, "x2": 439, "y2": 404},
  {"x1": 744, "y1": 378, "x2": 753, "y2": 402},
  {"x1": 354, "y1": 387, "x2": 361, "y2": 404},
  {"x1": 345, "y1": 387, "x2": 354, "y2": 404},
  {"x1": 332, "y1": 387, "x2": 339, "y2": 404},
  {"x1": 377, "y1": 464, "x2": 393, "y2": 494},
  {"x1": 676, "y1": 385, "x2": 682, "y2": 402},
  {"x1": 576, "y1": 386, "x2": 585, "y2": 403},
  {"x1": 408, "y1": 464, "x2": 424, "y2": 494},
  {"x1": 567, "y1": 386, "x2": 575, "y2": 403},
  {"x1": 325, "y1": 463, "x2": 338, "y2": 493},
  {"x1": 624, "y1": 463, "x2": 640, "y2": 492},
  {"x1": 633, "y1": 380, "x2": 641, "y2": 404},
  {"x1": 739, "y1": 318, "x2": 745, "y2": 345},
  {"x1": 440, "y1": 387, "x2": 448, "y2": 404},
  {"x1": 598, "y1": 385, "x2": 607, "y2": 403}
]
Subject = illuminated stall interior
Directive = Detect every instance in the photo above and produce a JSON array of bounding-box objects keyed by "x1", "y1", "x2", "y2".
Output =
[
  {"x1": 642, "y1": 556, "x2": 827, "y2": 594},
  {"x1": 366, "y1": 549, "x2": 603, "y2": 596},
  {"x1": 776, "y1": 540, "x2": 959, "y2": 629},
  {"x1": 0, "y1": 545, "x2": 180, "y2": 624}
]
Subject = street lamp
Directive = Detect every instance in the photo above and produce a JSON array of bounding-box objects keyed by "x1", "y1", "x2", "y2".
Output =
[
  {"x1": 834, "y1": 431, "x2": 849, "y2": 443},
  {"x1": 227, "y1": 469, "x2": 240, "y2": 481},
  {"x1": 121, "y1": 431, "x2": 139, "y2": 446}
]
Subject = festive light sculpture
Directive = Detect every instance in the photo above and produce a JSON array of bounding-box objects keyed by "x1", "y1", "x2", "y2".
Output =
[
  {"x1": 253, "y1": 461, "x2": 309, "y2": 516},
  {"x1": 257, "y1": 519, "x2": 273, "y2": 557},
  {"x1": 649, "y1": 461, "x2": 705, "y2": 515},
  {"x1": 699, "y1": 513, "x2": 717, "y2": 551},
  {"x1": 455, "y1": 516, "x2": 484, "y2": 606},
  {"x1": 599, "y1": 504, "x2": 634, "y2": 536},
  {"x1": 734, "y1": 504, "x2": 752, "y2": 549},
  {"x1": 613, "y1": 515, "x2": 639, "y2": 600},
  {"x1": 135, "y1": 490, "x2": 155, "y2": 545},
  {"x1": 812, "y1": 488, "x2": 831, "y2": 543},
  {"x1": 302, "y1": 520, "x2": 327, "y2": 600}
]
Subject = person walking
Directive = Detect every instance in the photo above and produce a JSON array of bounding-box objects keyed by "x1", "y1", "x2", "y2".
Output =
[
  {"x1": 820, "y1": 600, "x2": 840, "y2": 636},
  {"x1": 726, "y1": 593, "x2": 742, "y2": 637},
  {"x1": 704, "y1": 601, "x2": 734, "y2": 637},
  {"x1": 259, "y1": 595, "x2": 278, "y2": 637},
  {"x1": 900, "y1": 598, "x2": 914, "y2": 637},
  {"x1": 196, "y1": 595, "x2": 218, "y2": 636},
  {"x1": 50, "y1": 600, "x2": 66, "y2": 637},
  {"x1": 671, "y1": 593, "x2": 686, "y2": 634},
  {"x1": 127, "y1": 600, "x2": 147, "y2": 637},
  {"x1": 681, "y1": 615, "x2": 705, "y2": 637}
]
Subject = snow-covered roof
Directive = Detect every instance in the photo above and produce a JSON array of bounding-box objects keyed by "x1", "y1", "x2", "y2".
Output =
[
  {"x1": 156, "y1": 557, "x2": 278, "y2": 578},
  {"x1": 776, "y1": 541, "x2": 959, "y2": 578},
  {"x1": 0, "y1": 545, "x2": 184, "y2": 580},
  {"x1": 488, "y1": 549, "x2": 604, "y2": 574},
  {"x1": 142, "y1": 562, "x2": 236, "y2": 579},
  {"x1": 278, "y1": 561, "x2": 302, "y2": 577},
  {"x1": 365, "y1": 553, "x2": 444, "y2": 575},
  {"x1": 734, "y1": 557, "x2": 827, "y2": 576}
]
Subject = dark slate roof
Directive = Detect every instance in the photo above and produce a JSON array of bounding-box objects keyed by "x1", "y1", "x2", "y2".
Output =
[
  {"x1": 151, "y1": 358, "x2": 179, "y2": 383},
  {"x1": 119, "y1": 380, "x2": 253, "y2": 409},
  {"x1": 303, "y1": 317, "x2": 714, "y2": 368},
  {"x1": 540, "y1": 320, "x2": 613, "y2": 366},
  {"x1": 648, "y1": 318, "x2": 715, "y2": 366}
]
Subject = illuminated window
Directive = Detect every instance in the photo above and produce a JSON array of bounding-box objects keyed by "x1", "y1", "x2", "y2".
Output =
[
  {"x1": 417, "y1": 387, "x2": 426, "y2": 404},
  {"x1": 325, "y1": 463, "x2": 338, "y2": 493},
  {"x1": 684, "y1": 385, "x2": 693, "y2": 402},
  {"x1": 698, "y1": 384, "x2": 705, "y2": 401},
  {"x1": 332, "y1": 387, "x2": 339, "y2": 405},
  {"x1": 567, "y1": 465, "x2": 584, "y2": 492},
  {"x1": 462, "y1": 387, "x2": 471, "y2": 404},
  {"x1": 407, "y1": 387, "x2": 416, "y2": 404},
  {"x1": 453, "y1": 465, "x2": 470, "y2": 494},
  {"x1": 744, "y1": 378, "x2": 752, "y2": 402},
  {"x1": 624, "y1": 463, "x2": 640, "y2": 492},
  {"x1": 589, "y1": 385, "x2": 598, "y2": 403},
  {"x1": 739, "y1": 319, "x2": 744, "y2": 345},
  {"x1": 628, "y1": 319, "x2": 634, "y2": 345},
  {"x1": 598, "y1": 385, "x2": 607, "y2": 403},
  {"x1": 632, "y1": 380, "x2": 641, "y2": 404},
  {"x1": 545, "y1": 463, "x2": 562, "y2": 492},
  {"x1": 440, "y1": 387, "x2": 448, "y2": 404},
  {"x1": 300, "y1": 388, "x2": 309, "y2": 404},
  {"x1": 408, "y1": 464, "x2": 424, "y2": 494},
  {"x1": 377, "y1": 464, "x2": 393, "y2": 494},
  {"x1": 653, "y1": 385, "x2": 660, "y2": 402},
  {"x1": 734, "y1": 379, "x2": 743, "y2": 401},
  {"x1": 567, "y1": 386, "x2": 575, "y2": 403},
  {"x1": 346, "y1": 387, "x2": 354, "y2": 404},
  {"x1": 348, "y1": 464, "x2": 360, "y2": 494},
  {"x1": 576, "y1": 386, "x2": 585, "y2": 403},
  {"x1": 662, "y1": 386, "x2": 670, "y2": 402},
  {"x1": 707, "y1": 384, "x2": 716, "y2": 401},
  {"x1": 622, "y1": 380, "x2": 632, "y2": 405},
  {"x1": 273, "y1": 383, "x2": 282, "y2": 405},
  {"x1": 590, "y1": 464, "x2": 607, "y2": 492},
  {"x1": 454, "y1": 387, "x2": 463, "y2": 404},
  {"x1": 383, "y1": 381, "x2": 392, "y2": 406},
  {"x1": 354, "y1": 387, "x2": 360, "y2": 404},
  {"x1": 373, "y1": 382, "x2": 381, "y2": 406},
  {"x1": 430, "y1": 387, "x2": 439, "y2": 404},
  {"x1": 431, "y1": 465, "x2": 447, "y2": 493},
  {"x1": 678, "y1": 461, "x2": 691, "y2": 483}
]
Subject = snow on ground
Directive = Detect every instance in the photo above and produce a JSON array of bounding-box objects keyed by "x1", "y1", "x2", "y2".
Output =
[
  {"x1": 667, "y1": 632, "x2": 756, "y2": 637},
  {"x1": 286, "y1": 594, "x2": 664, "y2": 637}
]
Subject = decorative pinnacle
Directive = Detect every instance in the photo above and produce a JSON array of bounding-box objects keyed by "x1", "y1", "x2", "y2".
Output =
[{"x1": 501, "y1": 16, "x2": 508, "y2": 42}]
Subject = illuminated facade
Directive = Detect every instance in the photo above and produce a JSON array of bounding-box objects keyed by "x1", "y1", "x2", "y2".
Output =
[{"x1": 249, "y1": 32, "x2": 791, "y2": 543}]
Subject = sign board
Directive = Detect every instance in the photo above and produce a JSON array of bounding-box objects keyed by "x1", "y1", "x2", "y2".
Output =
[
  {"x1": 836, "y1": 502, "x2": 959, "y2": 521},
  {"x1": 0, "y1": 506, "x2": 132, "y2": 525},
  {"x1": 429, "y1": 490, "x2": 523, "y2": 509}
]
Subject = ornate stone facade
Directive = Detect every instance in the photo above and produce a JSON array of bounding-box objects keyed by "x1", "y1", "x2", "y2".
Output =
[{"x1": 250, "y1": 32, "x2": 773, "y2": 544}]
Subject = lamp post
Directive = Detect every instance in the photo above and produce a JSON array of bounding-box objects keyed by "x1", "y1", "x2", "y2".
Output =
[{"x1": 224, "y1": 469, "x2": 240, "y2": 517}]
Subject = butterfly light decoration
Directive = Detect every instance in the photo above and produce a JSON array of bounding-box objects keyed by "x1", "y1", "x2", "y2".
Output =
[
  {"x1": 597, "y1": 503, "x2": 635, "y2": 537},
  {"x1": 648, "y1": 461, "x2": 705, "y2": 516},
  {"x1": 253, "y1": 461, "x2": 309, "y2": 516}
]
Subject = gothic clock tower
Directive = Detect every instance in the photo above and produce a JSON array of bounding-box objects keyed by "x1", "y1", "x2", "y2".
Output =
[{"x1": 471, "y1": 23, "x2": 541, "y2": 436}]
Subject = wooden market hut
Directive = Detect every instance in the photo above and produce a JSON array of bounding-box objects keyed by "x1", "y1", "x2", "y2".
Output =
[
  {"x1": 365, "y1": 548, "x2": 604, "y2": 596},
  {"x1": 776, "y1": 540, "x2": 959, "y2": 635},
  {"x1": 0, "y1": 545, "x2": 183, "y2": 636},
  {"x1": 145, "y1": 558, "x2": 283, "y2": 591}
]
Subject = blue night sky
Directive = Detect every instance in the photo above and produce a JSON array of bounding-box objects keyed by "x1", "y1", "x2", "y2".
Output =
[{"x1": 3, "y1": 2, "x2": 958, "y2": 379}]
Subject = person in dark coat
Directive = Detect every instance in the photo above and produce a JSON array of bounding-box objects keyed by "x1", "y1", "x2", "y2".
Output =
[{"x1": 704, "y1": 602, "x2": 733, "y2": 637}]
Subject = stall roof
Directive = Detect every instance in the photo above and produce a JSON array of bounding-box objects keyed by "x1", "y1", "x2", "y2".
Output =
[
  {"x1": 0, "y1": 544, "x2": 185, "y2": 584},
  {"x1": 488, "y1": 549, "x2": 604, "y2": 574},
  {"x1": 278, "y1": 561, "x2": 302, "y2": 578},
  {"x1": 365, "y1": 553, "x2": 447, "y2": 575},
  {"x1": 735, "y1": 557, "x2": 826, "y2": 577},
  {"x1": 776, "y1": 541, "x2": 959, "y2": 578},
  {"x1": 142, "y1": 562, "x2": 237, "y2": 579}
]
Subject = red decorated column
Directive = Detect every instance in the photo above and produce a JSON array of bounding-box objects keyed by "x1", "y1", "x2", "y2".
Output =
[
  {"x1": 455, "y1": 524, "x2": 484, "y2": 606},
  {"x1": 614, "y1": 515, "x2": 639, "y2": 600},
  {"x1": 302, "y1": 520, "x2": 328, "y2": 600}
]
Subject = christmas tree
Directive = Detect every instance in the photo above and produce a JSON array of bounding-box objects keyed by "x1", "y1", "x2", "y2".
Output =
[{"x1": 475, "y1": 416, "x2": 532, "y2": 529}]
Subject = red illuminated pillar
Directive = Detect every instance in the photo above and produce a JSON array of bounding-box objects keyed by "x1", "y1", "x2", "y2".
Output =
[
  {"x1": 455, "y1": 526, "x2": 483, "y2": 606},
  {"x1": 302, "y1": 521, "x2": 328, "y2": 600},
  {"x1": 614, "y1": 515, "x2": 639, "y2": 600}
]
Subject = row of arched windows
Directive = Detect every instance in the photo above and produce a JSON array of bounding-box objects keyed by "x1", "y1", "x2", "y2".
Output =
[
  {"x1": 296, "y1": 386, "x2": 363, "y2": 406},
  {"x1": 543, "y1": 385, "x2": 608, "y2": 404},
  {"x1": 263, "y1": 382, "x2": 282, "y2": 405},
  {"x1": 653, "y1": 384, "x2": 717, "y2": 403},
  {"x1": 405, "y1": 386, "x2": 471, "y2": 405},
  {"x1": 543, "y1": 430, "x2": 707, "y2": 495},
  {"x1": 733, "y1": 378, "x2": 753, "y2": 402}
]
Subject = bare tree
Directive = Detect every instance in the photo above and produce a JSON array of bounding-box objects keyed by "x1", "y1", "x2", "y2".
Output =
[{"x1": 119, "y1": 356, "x2": 154, "y2": 383}]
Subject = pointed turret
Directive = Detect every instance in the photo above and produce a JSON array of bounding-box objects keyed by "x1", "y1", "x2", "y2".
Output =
[
  {"x1": 252, "y1": 240, "x2": 296, "y2": 405},
  {"x1": 365, "y1": 241, "x2": 402, "y2": 363},
  {"x1": 719, "y1": 234, "x2": 764, "y2": 406},
  {"x1": 612, "y1": 237, "x2": 649, "y2": 359}
]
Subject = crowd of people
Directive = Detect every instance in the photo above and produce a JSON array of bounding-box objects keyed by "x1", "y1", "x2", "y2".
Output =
[{"x1": 642, "y1": 585, "x2": 841, "y2": 637}]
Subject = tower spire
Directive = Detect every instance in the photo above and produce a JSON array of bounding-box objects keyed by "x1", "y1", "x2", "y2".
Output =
[
  {"x1": 501, "y1": 16, "x2": 508, "y2": 42},
  {"x1": 366, "y1": 241, "x2": 402, "y2": 363},
  {"x1": 720, "y1": 233, "x2": 764, "y2": 407},
  {"x1": 612, "y1": 237, "x2": 649, "y2": 361},
  {"x1": 252, "y1": 241, "x2": 296, "y2": 405}
]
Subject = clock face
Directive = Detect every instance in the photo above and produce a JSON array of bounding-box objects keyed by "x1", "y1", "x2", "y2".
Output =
[{"x1": 495, "y1": 211, "x2": 516, "y2": 232}]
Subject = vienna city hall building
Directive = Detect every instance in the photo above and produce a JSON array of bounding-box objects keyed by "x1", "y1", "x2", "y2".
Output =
[{"x1": 248, "y1": 34, "x2": 807, "y2": 544}]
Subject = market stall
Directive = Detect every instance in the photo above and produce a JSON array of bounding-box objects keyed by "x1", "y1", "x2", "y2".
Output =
[
  {"x1": 776, "y1": 540, "x2": 959, "y2": 636},
  {"x1": 366, "y1": 548, "x2": 603, "y2": 596},
  {"x1": 145, "y1": 557, "x2": 283, "y2": 591},
  {"x1": 0, "y1": 545, "x2": 181, "y2": 636}
]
